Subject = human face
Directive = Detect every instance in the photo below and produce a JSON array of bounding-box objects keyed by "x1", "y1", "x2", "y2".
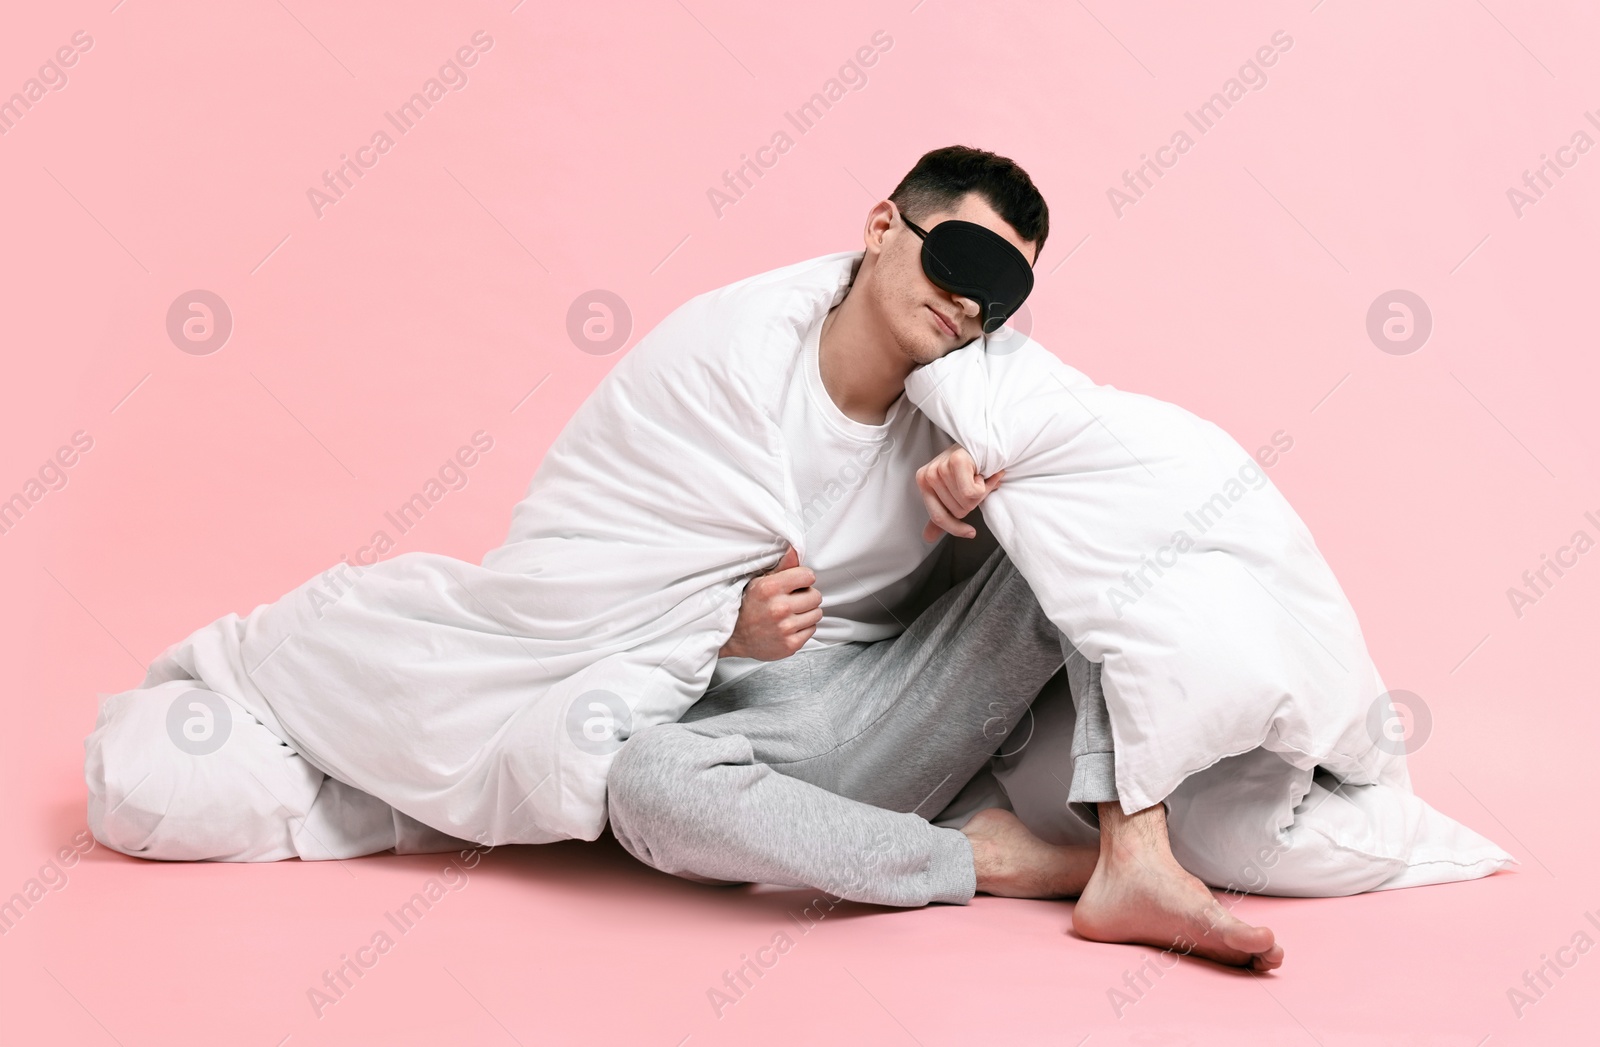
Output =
[
  {"x1": 899, "y1": 213, "x2": 1034, "y2": 334},
  {"x1": 866, "y1": 192, "x2": 1038, "y2": 367}
]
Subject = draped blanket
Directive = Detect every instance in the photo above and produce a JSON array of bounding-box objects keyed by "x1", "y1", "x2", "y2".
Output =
[
  {"x1": 904, "y1": 341, "x2": 1406, "y2": 815},
  {"x1": 142, "y1": 250, "x2": 1459, "y2": 863},
  {"x1": 144, "y1": 252, "x2": 863, "y2": 844}
]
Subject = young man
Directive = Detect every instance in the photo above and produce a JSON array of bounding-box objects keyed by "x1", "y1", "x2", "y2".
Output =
[
  {"x1": 81, "y1": 146, "x2": 1277, "y2": 971},
  {"x1": 605, "y1": 146, "x2": 1282, "y2": 971}
]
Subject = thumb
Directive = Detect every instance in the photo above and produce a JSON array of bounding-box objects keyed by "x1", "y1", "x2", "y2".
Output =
[
  {"x1": 776, "y1": 545, "x2": 800, "y2": 572},
  {"x1": 984, "y1": 469, "x2": 1006, "y2": 492}
]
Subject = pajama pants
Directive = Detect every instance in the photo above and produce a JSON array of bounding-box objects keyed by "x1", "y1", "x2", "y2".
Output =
[{"x1": 605, "y1": 544, "x2": 1126, "y2": 908}]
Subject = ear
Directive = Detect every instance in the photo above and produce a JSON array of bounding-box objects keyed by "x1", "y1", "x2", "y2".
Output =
[{"x1": 863, "y1": 199, "x2": 896, "y2": 257}]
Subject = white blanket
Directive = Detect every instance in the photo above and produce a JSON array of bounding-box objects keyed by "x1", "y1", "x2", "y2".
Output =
[
  {"x1": 138, "y1": 250, "x2": 1508, "y2": 886},
  {"x1": 903, "y1": 339, "x2": 1512, "y2": 891},
  {"x1": 143, "y1": 252, "x2": 865, "y2": 844},
  {"x1": 904, "y1": 341, "x2": 1404, "y2": 814}
]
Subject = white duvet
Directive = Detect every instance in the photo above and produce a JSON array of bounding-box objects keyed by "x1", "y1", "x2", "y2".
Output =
[
  {"x1": 128, "y1": 250, "x2": 1513, "y2": 889},
  {"x1": 905, "y1": 339, "x2": 1512, "y2": 892},
  {"x1": 905, "y1": 342, "x2": 1398, "y2": 813},
  {"x1": 139, "y1": 253, "x2": 858, "y2": 845}
]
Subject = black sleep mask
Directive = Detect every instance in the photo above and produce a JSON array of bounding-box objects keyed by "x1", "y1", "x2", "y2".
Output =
[{"x1": 901, "y1": 212, "x2": 1035, "y2": 334}]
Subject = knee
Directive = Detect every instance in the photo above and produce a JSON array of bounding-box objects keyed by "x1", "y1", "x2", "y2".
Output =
[
  {"x1": 605, "y1": 723, "x2": 700, "y2": 828},
  {"x1": 605, "y1": 724, "x2": 756, "y2": 884},
  {"x1": 84, "y1": 680, "x2": 321, "y2": 862},
  {"x1": 605, "y1": 722, "x2": 752, "y2": 865}
]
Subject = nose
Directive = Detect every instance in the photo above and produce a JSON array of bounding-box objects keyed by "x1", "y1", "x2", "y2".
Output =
[{"x1": 951, "y1": 295, "x2": 980, "y2": 318}]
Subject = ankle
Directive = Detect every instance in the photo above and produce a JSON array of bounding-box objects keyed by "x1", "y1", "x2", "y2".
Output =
[
  {"x1": 1096, "y1": 800, "x2": 1176, "y2": 864},
  {"x1": 962, "y1": 826, "x2": 1000, "y2": 889}
]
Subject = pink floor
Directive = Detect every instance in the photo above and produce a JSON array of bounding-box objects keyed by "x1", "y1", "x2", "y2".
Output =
[{"x1": 3, "y1": 1, "x2": 1597, "y2": 1044}]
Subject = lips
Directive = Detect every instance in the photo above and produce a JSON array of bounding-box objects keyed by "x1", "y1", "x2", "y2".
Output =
[{"x1": 928, "y1": 306, "x2": 958, "y2": 337}]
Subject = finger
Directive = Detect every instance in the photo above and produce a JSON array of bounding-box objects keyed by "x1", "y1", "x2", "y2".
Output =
[
  {"x1": 767, "y1": 545, "x2": 800, "y2": 575},
  {"x1": 769, "y1": 564, "x2": 816, "y2": 594},
  {"x1": 919, "y1": 480, "x2": 975, "y2": 539},
  {"x1": 783, "y1": 587, "x2": 823, "y2": 615},
  {"x1": 945, "y1": 451, "x2": 987, "y2": 504},
  {"x1": 750, "y1": 548, "x2": 798, "y2": 594},
  {"x1": 926, "y1": 468, "x2": 966, "y2": 516},
  {"x1": 923, "y1": 519, "x2": 944, "y2": 544},
  {"x1": 782, "y1": 607, "x2": 825, "y2": 632},
  {"x1": 929, "y1": 470, "x2": 981, "y2": 528},
  {"x1": 753, "y1": 558, "x2": 812, "y2": 593},
  {"x1": 956, "y1": 465, "x2": 988, "y2": 506},
  {"x1": 943, "y1": 457, "x2": 989, "y2": 514}
]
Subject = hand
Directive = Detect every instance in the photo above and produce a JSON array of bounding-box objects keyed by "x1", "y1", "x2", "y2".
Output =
[
  {"x1": 916, "y1": 444, "x2": 1004, "y2": 543},
  {"x1": 718, "y1": 546, "x2": 823, "y2": 660}
]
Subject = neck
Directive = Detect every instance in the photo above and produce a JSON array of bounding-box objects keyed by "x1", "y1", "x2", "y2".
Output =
[{"x1": 817, "y1": 284, "x2": 914, "y2": 426}]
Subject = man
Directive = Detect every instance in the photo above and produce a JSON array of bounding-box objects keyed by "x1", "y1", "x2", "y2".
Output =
[
  {"x1": 81, "y1": 146, "x2": 1279, "y2": 971},
  {"x1": 605, "y1": 145, "x2": 1282, "y2": 971}
]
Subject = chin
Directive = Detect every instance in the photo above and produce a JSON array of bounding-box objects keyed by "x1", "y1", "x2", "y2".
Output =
[
  {"x1": 905, "y1": 339, "x2": 947, "y2": 368},
  {"x1": 897, "y1": 320, "x2": 950, "y2": 364},
  {"x1": 887, "y1": 326, "x2": 936, "y2": 367}
]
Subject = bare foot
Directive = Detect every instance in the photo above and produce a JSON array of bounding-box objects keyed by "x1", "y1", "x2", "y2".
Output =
[
  {"x1": 960, "y1": 807, "x2": 1099, "y2": 899},
  {"x1": 1072, "y1": 803, "x2": 1284, "y2": 972}
]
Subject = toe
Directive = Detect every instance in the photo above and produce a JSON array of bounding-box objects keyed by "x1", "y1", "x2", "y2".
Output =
[
  {"x1": 1249, "y1": 943, "x2": 1286, "y2": 972},
  {"x1": 1219, "y1": 918, "x2": 1276, "y2": 958}
]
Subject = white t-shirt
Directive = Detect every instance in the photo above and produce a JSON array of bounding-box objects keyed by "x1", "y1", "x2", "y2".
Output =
[{"x1": 711, "y1": 309, "x2": 953, "y2": 687}]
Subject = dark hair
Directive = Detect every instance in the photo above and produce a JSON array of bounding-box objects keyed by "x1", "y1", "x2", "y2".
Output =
[{"x1": 888, "y1": 145, "x2": 1049, "y2": 263}]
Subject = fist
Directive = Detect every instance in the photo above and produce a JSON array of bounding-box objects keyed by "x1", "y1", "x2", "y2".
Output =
[
  {"x1": 916, "y1": 444, "x2": 1004, "y2": 543},
  {"x1": 718, "y1": 546, "x2": 824, "y2": 661}
]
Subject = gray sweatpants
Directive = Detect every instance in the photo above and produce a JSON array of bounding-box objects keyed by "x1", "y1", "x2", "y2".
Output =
[{"x1": 605, "y1": 543, "x2": 1119, "y2": 908}]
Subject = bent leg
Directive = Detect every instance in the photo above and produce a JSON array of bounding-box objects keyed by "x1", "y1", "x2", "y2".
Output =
[
  {"x1": 86, "y1": 678, "x2": 468, "y2": 862},
  {"x1": 607, "y1": 724, "x2": 974, "y2": 906},
  {"x1": 607, "y1": 547, "x2": 1067, "y2": 907}
]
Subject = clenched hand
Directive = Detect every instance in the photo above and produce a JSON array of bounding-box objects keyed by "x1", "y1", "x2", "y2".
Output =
[
  {"x1": 916, "y1": 444, "x2": 1004, "y2": 543},
  {"x1": 718, "y1": 546, "x2": 823, "y2": 661}
]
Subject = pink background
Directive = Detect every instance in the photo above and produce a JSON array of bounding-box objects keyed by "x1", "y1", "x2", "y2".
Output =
[{"x1": 2, "y1": 1, "x2": 1597, "y2": 1043}]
